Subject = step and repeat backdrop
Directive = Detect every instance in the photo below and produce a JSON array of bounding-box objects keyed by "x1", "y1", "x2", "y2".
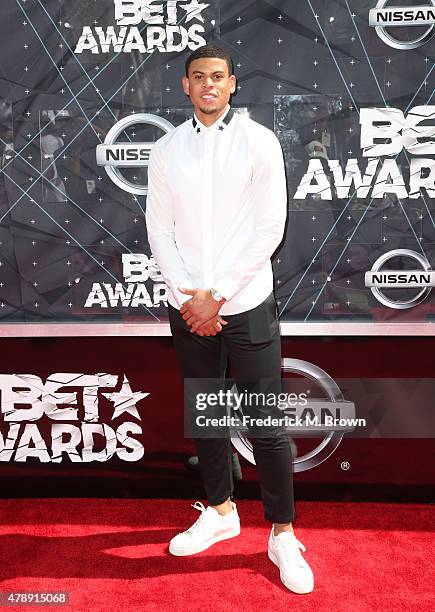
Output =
[
  {"x1": 0, "y1": 0, "x2": 433, "y2": 325},
  {"x1": 0, "y1": 1, "x2": 433, "y2": 493},
  {"x1": 0, "y1": 336, "x2": 433, "y2": 498}
]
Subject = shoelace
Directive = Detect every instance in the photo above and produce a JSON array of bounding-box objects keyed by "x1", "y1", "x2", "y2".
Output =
[
  {"x1": 275, "y1": 533, "x2": 307, "y2": 566},
  {"x1": 295, "y1": 539, "x2": 306, "y2": 553},
  {"x1": 186, "y1": 501, "x2": 208, "y2": 535}
]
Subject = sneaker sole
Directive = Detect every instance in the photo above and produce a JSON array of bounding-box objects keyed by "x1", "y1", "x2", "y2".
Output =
[
  {"x1": 169, "y1": 525, "x2": 241, "y2": 556},
  {"x1": 268, "y1": 546, "x2": 314, "y2": 594}
]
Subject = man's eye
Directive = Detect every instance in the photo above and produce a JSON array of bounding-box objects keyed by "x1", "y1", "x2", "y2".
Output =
[{"x1": 213, "y1": 75, "x2": 223, "y2": 80}]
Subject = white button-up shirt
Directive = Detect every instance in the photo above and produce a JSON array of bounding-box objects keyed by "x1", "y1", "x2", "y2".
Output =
[{"x1": 145, "y1": 106, "x2": 287, "y2": 315}]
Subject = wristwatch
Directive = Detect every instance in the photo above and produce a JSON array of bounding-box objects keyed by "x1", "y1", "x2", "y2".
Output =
[{"x1": 210, "y1": 288, "x2": 226, "y2": 305}]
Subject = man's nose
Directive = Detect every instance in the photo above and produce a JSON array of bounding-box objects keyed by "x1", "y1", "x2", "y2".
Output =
[{"x1": 202, "y1": 77, "x2": 214, "y2": 87}]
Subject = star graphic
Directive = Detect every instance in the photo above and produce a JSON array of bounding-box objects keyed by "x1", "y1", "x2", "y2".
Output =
[
  {"x1": 102, "y1": 375, "x2": 149, "y2": 420},
  {"x1": 180, "y1": 0, "x2": 210, "y2": 23}
]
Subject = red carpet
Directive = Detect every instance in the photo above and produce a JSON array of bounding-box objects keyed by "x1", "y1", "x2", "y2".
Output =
[{"x1": 0, "y1": 499, "x2": 433, "y2": 611}]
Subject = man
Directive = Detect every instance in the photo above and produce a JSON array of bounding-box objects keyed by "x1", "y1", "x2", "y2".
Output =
[{"x1": 146, "y1": 44, "x2": 314, "y2": 594}]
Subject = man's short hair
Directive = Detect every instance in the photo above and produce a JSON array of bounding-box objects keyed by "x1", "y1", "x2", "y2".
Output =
[{"x1": 185, "y1": 45, "x2": 233, "y2": 76}]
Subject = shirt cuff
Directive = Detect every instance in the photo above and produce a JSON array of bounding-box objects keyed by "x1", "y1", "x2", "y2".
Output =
[{"x1": 215, "y1": 278, "x2": 239, "y2": 303}]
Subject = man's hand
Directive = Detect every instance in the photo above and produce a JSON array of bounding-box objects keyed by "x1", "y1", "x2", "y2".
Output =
[
  {"x1": 179, "y1": 288, "x2": 223, "y2": 331},
  {"x1": 194, "y1": 315, "x2": 228, "y2": 337}
]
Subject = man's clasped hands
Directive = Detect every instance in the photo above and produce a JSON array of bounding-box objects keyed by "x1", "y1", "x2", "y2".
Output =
[{"x1": 179, "y1": 288, "x2": 227, "y2": 337}]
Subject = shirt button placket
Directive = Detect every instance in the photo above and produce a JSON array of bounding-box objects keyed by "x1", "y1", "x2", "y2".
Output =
[{"x1": 203, "y1": 130, "x2": 214, "y2": 288}]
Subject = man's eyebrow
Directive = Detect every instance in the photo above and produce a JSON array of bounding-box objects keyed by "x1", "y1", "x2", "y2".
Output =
[{"x1": 191, "y1": 70, "x2": 226, "y2": 75}]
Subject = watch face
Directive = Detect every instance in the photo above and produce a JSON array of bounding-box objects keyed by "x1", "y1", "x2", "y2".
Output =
[{"x1": 212, "y1": 289, "x2": 222, "y2": 301}]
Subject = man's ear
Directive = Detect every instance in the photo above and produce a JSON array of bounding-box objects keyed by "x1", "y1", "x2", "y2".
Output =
[
  {"x1": 182, "y1": 76, "x2": 190, "y2": 96},
  {"x1": 229, "y1": 75, "x2": 236, "y2": 94}
]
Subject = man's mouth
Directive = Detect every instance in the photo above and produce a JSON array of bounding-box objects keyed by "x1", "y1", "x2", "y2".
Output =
[{"x1": 201, "y1": 95, "x2": 217, "y2": 100}]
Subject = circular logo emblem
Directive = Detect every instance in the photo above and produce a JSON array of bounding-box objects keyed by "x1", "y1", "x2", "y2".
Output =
[
  {"x1": 365, "y1": 248, "x2": 434, "y2": 309},
  {"x1": 96, "y1": 114, "x2": 174, "y2": 195},
  {"x1": 369, "y1": 0, "x2": 435, "y2": 50},
  {"x1": 231, "y1": 359, "x2": 351, "y2": 472}
]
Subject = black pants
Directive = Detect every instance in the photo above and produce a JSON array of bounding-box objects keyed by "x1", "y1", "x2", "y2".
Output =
[{"x1": 168, "y1": 292, "x2": 294, "y2": 524}]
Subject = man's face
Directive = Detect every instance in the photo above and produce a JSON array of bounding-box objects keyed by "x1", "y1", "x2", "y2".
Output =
[{"x1": 182, "y1": 57, "x2": 236, "y2": 120}]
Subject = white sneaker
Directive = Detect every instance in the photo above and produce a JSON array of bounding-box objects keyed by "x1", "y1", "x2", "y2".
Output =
[
  {"x1": 169, "y1": 501, "x2": 241, "y2": 556},
  {"x1": 268, "y1": 527, "x2": 314, "y2": 594}
]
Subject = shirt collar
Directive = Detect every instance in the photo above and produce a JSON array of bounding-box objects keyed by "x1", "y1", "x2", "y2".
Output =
[{"x1": 191, "y1": 106, "x2": 235, "y2": 134}]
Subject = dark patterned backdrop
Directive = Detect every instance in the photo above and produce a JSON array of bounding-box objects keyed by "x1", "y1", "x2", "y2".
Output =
[{"x1": 0, "y1": 0, "x2": 433, "y2": 324}]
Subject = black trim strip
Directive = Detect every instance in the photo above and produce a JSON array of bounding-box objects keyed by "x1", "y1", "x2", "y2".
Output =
[{"x1": 191, "y1": 108, "x2": 235, "y2": 133}]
